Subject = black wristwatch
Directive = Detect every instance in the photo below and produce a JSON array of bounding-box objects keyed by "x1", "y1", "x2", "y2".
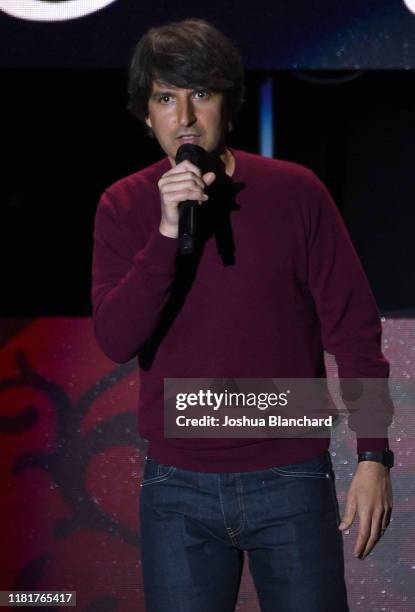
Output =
[{"x1": 357, "y1": 449, "x2": 394, "y2": 469}]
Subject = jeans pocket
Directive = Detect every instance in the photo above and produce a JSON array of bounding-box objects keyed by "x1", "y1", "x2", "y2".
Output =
[
  {"x1": 270, "y1": 451, "x2": 331, "y2": 479},
  {"x1": 327, "y1": 469, "x2": 342, "y2": 525},
  {"x1": 140, "y1": 458, "x2": 177, "y2": 487}
]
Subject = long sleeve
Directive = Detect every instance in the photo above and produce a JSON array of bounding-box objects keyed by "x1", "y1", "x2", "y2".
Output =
[
  {"x1": 91, "y1": 189, "x2": 179, "y2": 363},
  {"x1": 305, "y1": 173, "x2": 393, "y2": 452}
]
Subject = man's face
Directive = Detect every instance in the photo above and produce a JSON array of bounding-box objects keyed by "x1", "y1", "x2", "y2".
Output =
[{"x1": 145, "y1": 80, "x2": 229, "y2": 165}]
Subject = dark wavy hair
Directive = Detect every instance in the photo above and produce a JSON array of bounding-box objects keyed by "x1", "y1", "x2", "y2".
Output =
[{"x1": 127, "y1": 18, "x2": 245, "y2": 127}]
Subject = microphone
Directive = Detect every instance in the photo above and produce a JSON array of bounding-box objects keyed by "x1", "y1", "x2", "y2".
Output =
[{"x1": 175, "y1": 143, "x2": 205, "y2": 255}]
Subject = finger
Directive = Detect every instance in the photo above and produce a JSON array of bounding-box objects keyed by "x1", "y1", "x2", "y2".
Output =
[
  {"x1": 159, "y1": 173, "x2": 206, "y2": 190},
  {"x1": 164, "y1": 189, "x2": 208, "y2": 205},
  {"x1": 202, "y1": 171, "x2": 216, "y2": 186},
  {"x1": 361, "y1": 511, "x2": 384, "y2": 558},
  {"x1": 339, "y1": 497, "x2": 357, "y2": 530},
  {"x1": 381, "y1": 504, "x2": 393, "y2": 531},
  {"x1": 161, "y1": 179, "x2": 207, "y2": 195},
  {"x1": 172, "y1": 160, "x2": 202, "y2": 176},
  {"x1": 162, "y1": 184, "x2": 208, "y2": 201},
  {"x1": 353, "y1": 511, "x2": 371, "y2": 558}
]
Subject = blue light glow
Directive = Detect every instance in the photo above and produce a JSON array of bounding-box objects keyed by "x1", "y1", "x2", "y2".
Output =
[{"x1": 259, "y1": 77, "x2": 274, "y2": 157}]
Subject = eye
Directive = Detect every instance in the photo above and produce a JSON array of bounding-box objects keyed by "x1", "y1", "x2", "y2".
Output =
[
  {"x1": 157, "y1": 94, "x2": 172, "y2": 104},
  {"x1": 194, "y1": 89, "x2": 210, "y2": 99}
]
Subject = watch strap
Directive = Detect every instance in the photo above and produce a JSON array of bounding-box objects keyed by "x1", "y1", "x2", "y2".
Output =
[{"x1": 357, "y1": 449, "x2": 394, "y2": 468}]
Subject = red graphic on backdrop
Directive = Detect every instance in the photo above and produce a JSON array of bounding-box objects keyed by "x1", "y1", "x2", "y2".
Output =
[{"x1": 0, "y1": 318, "x2": 414, "y2": 611}]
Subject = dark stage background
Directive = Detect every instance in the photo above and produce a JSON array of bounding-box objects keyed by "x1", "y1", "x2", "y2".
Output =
[
  {"x1": 1, "y1": 70, "x2": 414, "y2": 316},
  {"x1": 1, "y1": 2, "x2": 415, "y2": 611},
  {"x1": 1, "y1": 0, "x2": 415, "y2": 69}
]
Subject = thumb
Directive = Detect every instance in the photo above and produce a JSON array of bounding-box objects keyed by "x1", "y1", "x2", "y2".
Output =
[
  {"x1": 339, "y1": 497, "x2": 357, "y2": 531},
  {"x1": 203, "y1": 171, "x2": 216, "y2": 186}
]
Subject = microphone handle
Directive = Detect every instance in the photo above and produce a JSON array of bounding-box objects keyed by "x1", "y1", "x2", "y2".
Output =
[{"x1": 179, "y1": 200, "x2": 198, "y2": 255}]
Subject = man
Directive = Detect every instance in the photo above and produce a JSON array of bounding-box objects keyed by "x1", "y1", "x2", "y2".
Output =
[{"x1": 92, "y1": 18, "x2": 393, "y2": 612}]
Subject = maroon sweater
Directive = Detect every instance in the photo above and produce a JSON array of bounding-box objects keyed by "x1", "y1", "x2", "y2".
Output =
[{"x1": 92, "y1": 149, "x2": 391, "y2": 471}]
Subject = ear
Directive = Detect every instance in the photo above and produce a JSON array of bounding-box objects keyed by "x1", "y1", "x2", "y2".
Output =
[{"x1": 145, "y1": 116, "x2": 152, "y2": 128}]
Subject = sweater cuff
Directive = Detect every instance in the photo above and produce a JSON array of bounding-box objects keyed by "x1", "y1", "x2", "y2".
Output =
[{"x1": 356, "y1": 437, "x2": 390, "y2": 453}]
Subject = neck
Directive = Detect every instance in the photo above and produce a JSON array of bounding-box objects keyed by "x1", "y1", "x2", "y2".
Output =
[{"x1": 220, "y1": 148, "x2": 235, "y2": 177}]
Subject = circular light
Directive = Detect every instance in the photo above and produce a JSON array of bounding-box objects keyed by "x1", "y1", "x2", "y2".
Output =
[
  {"x1": 403, "y1": 0, "x2": 415, "y2": 14},
  {"x1": 0, "y1": 0, "x2": 118, "y2": 22}
]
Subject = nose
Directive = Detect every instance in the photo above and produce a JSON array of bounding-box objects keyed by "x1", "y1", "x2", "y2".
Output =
[{"x1": 177, "y1": 97, "x2": 196, "y2": 126}]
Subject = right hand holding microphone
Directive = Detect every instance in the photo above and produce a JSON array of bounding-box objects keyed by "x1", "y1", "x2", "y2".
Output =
[{"x1": 158, "y1": 160, "x2": 216, "y2": 239}]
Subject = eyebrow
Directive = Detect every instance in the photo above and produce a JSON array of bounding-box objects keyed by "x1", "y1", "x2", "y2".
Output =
[
  {"x1": 150, "y1": 89, "x2": 176, "y2": 99},
  {"x1": 150, "y1": 86, "x2": 210, "y2": 100}
]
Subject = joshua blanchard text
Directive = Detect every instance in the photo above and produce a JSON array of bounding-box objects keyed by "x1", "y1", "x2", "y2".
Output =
[{"x1": 175, "y1": 415, "x2": 333, "y2": 427}]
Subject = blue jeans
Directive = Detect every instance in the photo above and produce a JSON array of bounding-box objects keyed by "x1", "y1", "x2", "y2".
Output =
[{"x1": 139, "y1": 451, "x2": 349, "y2": 612}]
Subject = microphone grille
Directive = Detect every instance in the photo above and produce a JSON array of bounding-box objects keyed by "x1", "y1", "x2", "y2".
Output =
[{"x1": 175, "y1": 143, "x2": 205, "y2": 166}]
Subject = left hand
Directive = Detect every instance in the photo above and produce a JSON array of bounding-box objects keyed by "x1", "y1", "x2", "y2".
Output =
[{"x1": 338, "y1": 461, "x2": 393, "y2": 559}]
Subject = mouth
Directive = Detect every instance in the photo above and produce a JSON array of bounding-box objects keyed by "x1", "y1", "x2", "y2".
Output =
[{"x1": 176, "y1": 134, "x2": 201, "y2": 143}]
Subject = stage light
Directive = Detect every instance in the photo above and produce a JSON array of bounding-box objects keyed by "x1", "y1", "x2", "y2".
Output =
[
  {"x1": 0, "y1": 0, "x2": 118, "y2": 22},
  {"x1": 403, "y1": 0, "x2": 415, "y2": 14}
]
